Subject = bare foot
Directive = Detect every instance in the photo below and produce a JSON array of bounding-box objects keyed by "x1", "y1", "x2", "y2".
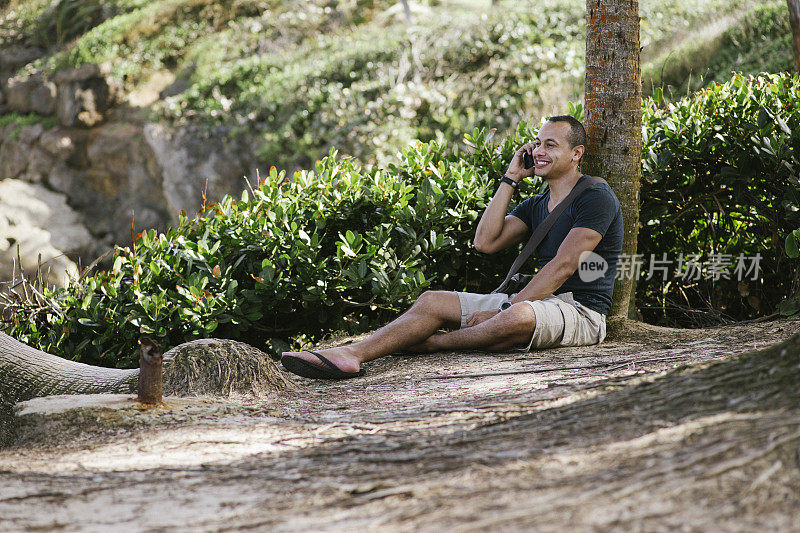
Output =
[{"x1": 281, "y1": 346, "x2": 361, "y2": 373}]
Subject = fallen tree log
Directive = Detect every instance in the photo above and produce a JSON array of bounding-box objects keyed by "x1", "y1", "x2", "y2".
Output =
[
  {"x1": 0, "y1": 332, "x2": 139, "y2": 402},
  {"x1": 0, "y1": 332, "x2": 295, "y2": 445}
]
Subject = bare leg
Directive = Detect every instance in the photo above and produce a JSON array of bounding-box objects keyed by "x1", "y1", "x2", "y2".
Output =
[
  {"x1": 281, "y1": 291, "x2": 462, "y2": 373},
  {"x1": 406, "y1": 301, "x2": 537, "y2": 353}
]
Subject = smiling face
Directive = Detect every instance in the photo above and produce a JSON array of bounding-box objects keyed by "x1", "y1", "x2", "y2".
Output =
[{"x1": 531, "y1": 120, "x2": 585, "y2": 179}]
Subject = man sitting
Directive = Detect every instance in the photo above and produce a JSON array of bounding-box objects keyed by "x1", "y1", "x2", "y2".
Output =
[{"x1": 281, "y1": 115, "x2": 623, "y2": 379}]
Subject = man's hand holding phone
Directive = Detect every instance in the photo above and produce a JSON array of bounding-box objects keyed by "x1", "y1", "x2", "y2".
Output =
[{"x1": 505, "y1": 143, "x2": 536, "y2": 183}]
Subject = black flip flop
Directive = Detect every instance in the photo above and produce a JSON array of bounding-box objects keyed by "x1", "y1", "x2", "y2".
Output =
[{"x1": 281, "y1": 350, "x2": 365, "y2": 380}]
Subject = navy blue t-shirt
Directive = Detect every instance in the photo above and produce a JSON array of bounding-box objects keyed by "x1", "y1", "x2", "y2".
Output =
[{"x1": 509, "y1": 175, "x2": 623, "y2": 315}]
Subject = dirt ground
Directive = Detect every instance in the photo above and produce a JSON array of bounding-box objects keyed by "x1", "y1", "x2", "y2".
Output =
[{"x1": 1, "y1": 318, "x2": 800, "y2": 532}]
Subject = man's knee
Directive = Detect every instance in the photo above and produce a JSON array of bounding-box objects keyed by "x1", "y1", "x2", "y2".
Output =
[
  {"x1": 496, "y1": 301, "x2": 537, "y2": 337},
  {"x1": 411, "y1": 290, "x2": 460, "y2": 322},
  {"x1": 413, "y1": 290, "x2": 449, "y2": 309}
]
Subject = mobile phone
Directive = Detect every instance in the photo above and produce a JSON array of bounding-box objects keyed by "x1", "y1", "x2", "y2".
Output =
[{"x1": 523, "y1": 152, "x2": 534, "y2": 169}]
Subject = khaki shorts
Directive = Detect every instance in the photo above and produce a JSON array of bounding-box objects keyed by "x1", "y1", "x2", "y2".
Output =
[{"x1": 456, "y1": 291, "x2": 606, "y2": 351}]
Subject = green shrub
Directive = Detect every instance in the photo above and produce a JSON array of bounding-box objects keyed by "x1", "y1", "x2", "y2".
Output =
[
  {"x1": 638, "y1": 72, "x2": 800, "y2": 325},
  {"x1": 0, "y1": 112, "x2": 58, "y2": 138},
  {"x1": 20, "y1": 0, "x2": 398, "y2": 89},
  {"x1": 6, "y1": 72, "x2": 800, "y2": 358},
  {"x1": 4, "y1": 0, "x2": 769, "y2": 175},
  {"x1": 2, "y1": 122, "x2": 541, "y2": 367},
  {"x1": 0, "y1": 0, "x2": 153, "y2": 48},
  {"x1": 159, "y1": 0, "x2": 763, "y2": 172}
]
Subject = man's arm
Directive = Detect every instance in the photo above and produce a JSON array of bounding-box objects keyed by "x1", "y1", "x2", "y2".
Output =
[
  {"x1": 511, "y1": 226, "x2": 602, "y2": 303},
  {"x1": 474, "y1": 145, "x2": 533, "y2": 254},
  {"x1": 465, "y1": 226, "x2": 602, "y2": 327},
  {"x1": 474, "y1": 211, "x2": 529, "y2": 254}
]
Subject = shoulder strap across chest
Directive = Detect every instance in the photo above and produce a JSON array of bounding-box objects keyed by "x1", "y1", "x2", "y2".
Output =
[{"x1": 492, "y1": 175, "x2": 608, "y2": 294}]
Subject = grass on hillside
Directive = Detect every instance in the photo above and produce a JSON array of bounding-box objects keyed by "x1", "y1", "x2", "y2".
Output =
[
  {"x1": 643, "y1": 1, "x2": 793, "y2": 98},
  {"x1": 0, "y1": 0, "x2": 785, "y2": 172}
]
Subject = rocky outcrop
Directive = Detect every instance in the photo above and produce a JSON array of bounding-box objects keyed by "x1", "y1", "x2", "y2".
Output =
[
  {"x1": 0, "y1": 59, "x2": 259, "y2": 287},
  {"x1": 0, "y1": 179, "x2": 97, "y2": 286},
  {"x1": 144, "y1": 123, "x2": 257, "y2": 218},
  {"x1": 0, "y1": 46, "x2": 43, "y2": 75},
  {"x1": 4, "y1": 74, "x2": 56, "y2": 115},
  {"x1": 53, "y1": 64, "x2": 115, "y2": 128}
]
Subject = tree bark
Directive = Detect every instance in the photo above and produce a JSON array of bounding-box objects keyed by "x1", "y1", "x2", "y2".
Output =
[
  {"x1": 0, "y1": 332, "x2": 138, "y2": 445},
  {"x1": 0, "y1": 332, "x2": 139, "y2": 407},
  {"x1": 584, "y1": 0, "x2": 642, "y2": 320},
  {"x1": 0, "y1": 332, "x2": 296, "y2": 445},
  {"x1": 789, "y1": 0, "x2": 800, "y2": 72}
]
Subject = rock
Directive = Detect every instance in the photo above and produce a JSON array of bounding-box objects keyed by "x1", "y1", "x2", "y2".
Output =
[
  {"x1": 46, "y1": 163, "x2": 82, "y2": 196},
  {"x1": 55, "y1": 66, "x2": 114, "y2": 127},
  {"x1": 39, "y1": 127, "x2": 89, "y2": 167},
  {"x1": 86, "y1": 122, "x2": 140, "y2": 177},
  {"x1": 0, "y1": 122, "x2": 12, "y2": 143},
  {"x1": 44, "y1": 123, "x2": 171, "y2": 244},
  {"x1": 17, "y1": 123, "x2": 43, "y2": 144},
  {"x1": 0, "y1": 179, "x2": 96, "y2": 286},
  {"x1": 143, "y1": 123, "x2": 256, "y2": 219},
  {"x1": 0, "y1": 138, "x2": 28, "y2": 180},
  {"x1": 53, "y1": 63, "x2": 105, "y2": 84},
  {"x1": 93, "y1": 129, "x2": 170, "y2": 243},
  {"x1": 0, "y1": 123, "x2": 47, "y2": 180},
  {"x1": 128, "y1": 69, "x2": 176, "y2": 107},
  {"x1": 5, "y1": 75, "x2": 56, "y2": 115},
  {"x1": 45, "y1": 164, "x2": 113, "y2": 237},
  {"x1": 24, "y1": 146, "x2": 55, "y2": 184},
  {"x1": 0, "y1": 46, "x2": 44, "y2": 72}
]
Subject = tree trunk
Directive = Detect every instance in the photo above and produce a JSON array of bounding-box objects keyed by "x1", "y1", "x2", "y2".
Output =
[
  {"x1": 789, "y1": 0, "x2": 800, "y2": 72},
  {"x1": 584, "y1": 0, "x2": 642, "y2": 322},
  {"x1": 0, "y1": 332, "x2": 139, "y2": 405},
  {"x1": 0, "y1": 332, "x2": 295, "y2": 445},
  {"x1": 0, "y1": 332, "x2": 138, "y2": 445}
]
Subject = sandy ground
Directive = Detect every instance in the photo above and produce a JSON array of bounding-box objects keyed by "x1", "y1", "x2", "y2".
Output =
[{"x1": 1, "y1": 318, "x2": 799, "y2": 532}]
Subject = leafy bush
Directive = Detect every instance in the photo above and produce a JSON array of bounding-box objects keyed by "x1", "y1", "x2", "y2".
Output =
[
  {"x1": 638, "y1": 72, "x2": 800, "y2": 325},
  {"x1": 2, "y1": 123, "x2": 541, "y2": 367},
  {"x1": 9, "y1": 0, "x2": 757, "y2": 172},
  {"x1": 4, "y1": 0, "x2": 771, "y2": 175},
  {"x1": 0, "y1": 0, "x2": 152, "y2": 48},
  {"x1": 15, "y1": 0, "x2": 399, "y2": 89},
  {"x1": 5, "y1": 72, "x2": 800, "y2": 359},
  {"x1": 160, "y1": 0, "x2": 765, "y2": 172}
]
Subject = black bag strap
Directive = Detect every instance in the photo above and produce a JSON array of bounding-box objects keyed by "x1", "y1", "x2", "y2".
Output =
[{"x1": 492, "y1": 175, "x2": 608, "y2": 294}]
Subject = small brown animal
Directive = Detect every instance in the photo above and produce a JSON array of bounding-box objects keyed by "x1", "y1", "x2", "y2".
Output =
[{"x1": 138, "y1": 337, "x2": 163, "y2": 405}]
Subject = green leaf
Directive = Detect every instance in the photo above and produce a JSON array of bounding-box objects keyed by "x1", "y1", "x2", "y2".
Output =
[
  {"x1": 757, "y1": 108, "x2": 770, "y2": 130},
  {"x1": 786, "y1": 230, "x2": 800, "y2": 259}
]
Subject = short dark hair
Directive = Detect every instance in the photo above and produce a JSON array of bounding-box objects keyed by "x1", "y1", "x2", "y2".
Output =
[{"x1": 547, "y1": 115, "x2": 588, "y2": 149}]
